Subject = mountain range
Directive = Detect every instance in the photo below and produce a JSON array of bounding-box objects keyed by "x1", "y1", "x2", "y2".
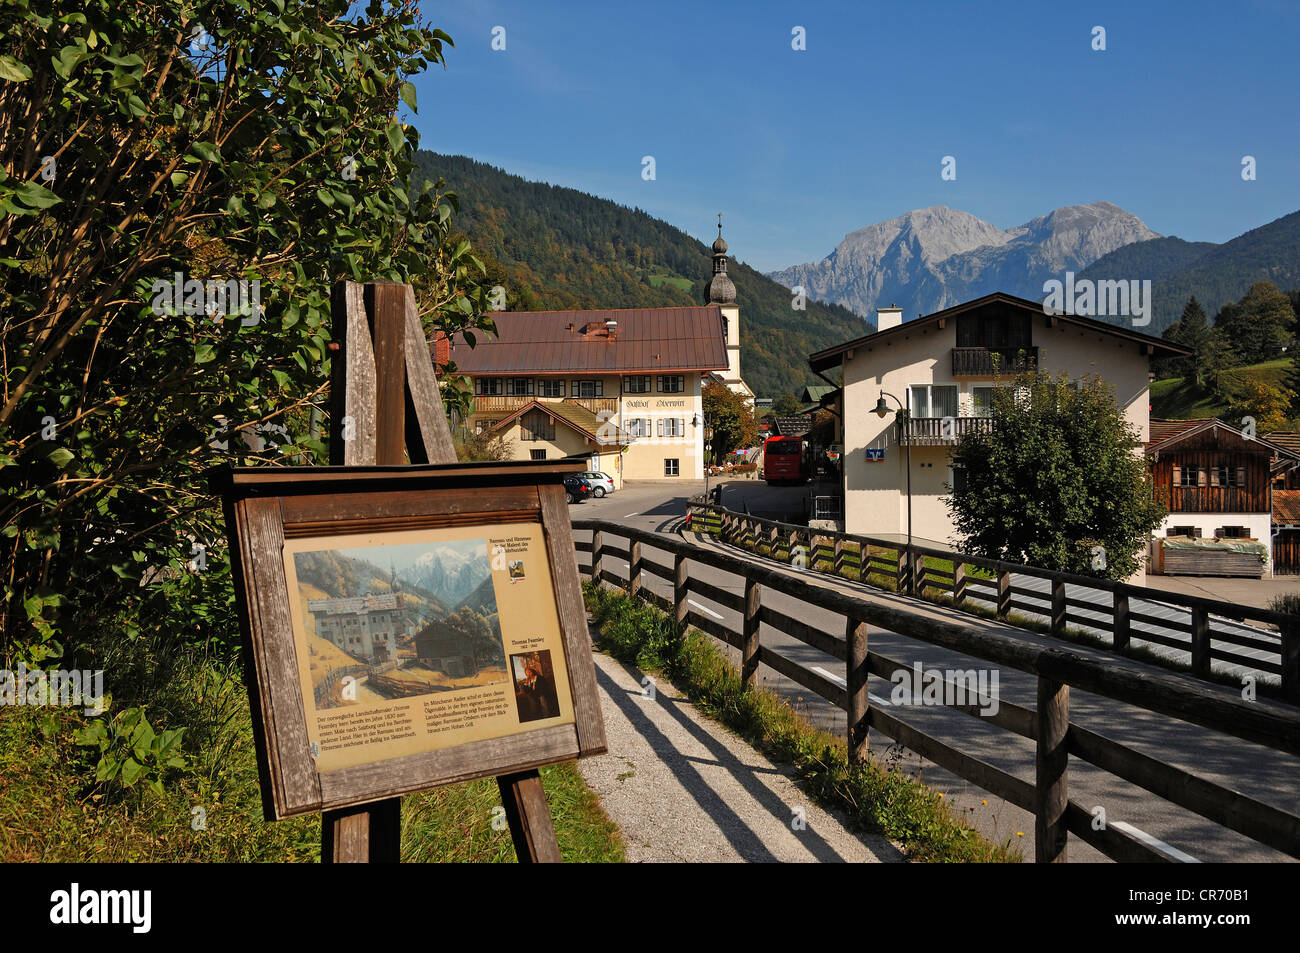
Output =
[
  {"x1": 766, "y1": 202, "x2": 1160, "y2": 321},
  {"x1": 401, "y1": 545, "x2": 491, "y2": 607},
  {"x1": 768, "y1": 204, "x2": 1300, "y2": 337}
]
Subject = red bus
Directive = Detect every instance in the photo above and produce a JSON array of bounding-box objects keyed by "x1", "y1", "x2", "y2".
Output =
[{"x1": 763, "y1": 435, "x2": 806, "y2": 485}]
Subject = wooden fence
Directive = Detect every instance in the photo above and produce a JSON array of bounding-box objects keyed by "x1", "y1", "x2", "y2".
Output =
[
  {"x1": 686, "y1": 500, "x2": 1300, "y2": 703},
  {"x1": 572, "y1": 517, "x2": 1300, "y2": 863}
]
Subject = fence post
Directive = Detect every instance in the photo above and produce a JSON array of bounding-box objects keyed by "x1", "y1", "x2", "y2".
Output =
[
  {"x1": 895, "y1": 548, "x2": 907, "y2": 593},
  {"x1": 834, "y1": 536, "x2": 844, "y2": 578},
  {"x1": 1191, "y1": 606, "x2": 1210, "y2": 677},
  {"x1": 591, "y1": 529, "x2": 603, "y2": 587},
  {"x1": 1113, "y1": 590, "x2": 1130, "y2": 653},
  {"x1": 1281, "y1": 618, "x2": 1300, "y2": 704},
  {"x1": 673, "y1": 553, "x2": 689, "y2": 634},
  {"x1": 742, "y1": 579, "x2": 761, "y2": 688},
  {"x1": 915, "y1": 554, "x2": 928, "y2": 596},
  {"x1": 996, "y1": 565, "x2": 1012, "y2": 619},
  {"x1": 953, "y1": 560, "x2": 966, "y2": 607},
  {"x1": 847, "y1": 617, "x2": 869, "y2": 763},
  {"x1": 1051, "y1": 575, "x2": 1066, "y2": 637},
  {"x1": 628, "y1": 539, "x2": 642, "y2": 600},
  {"x1": 1034, "y1": 675, "x2": 1069, "y2": 863}
]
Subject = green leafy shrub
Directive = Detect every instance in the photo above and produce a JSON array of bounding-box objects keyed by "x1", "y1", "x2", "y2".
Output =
[{"x1": 74, "y1": 707, "x2": 186, "y2": 796}]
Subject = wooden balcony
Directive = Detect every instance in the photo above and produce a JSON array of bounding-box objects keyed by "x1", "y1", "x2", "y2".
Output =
[
  {"x1": 900, "y1": 415, "x2": 992, "y2": 445},
  {"x1": 951, "y1": 346, "x2": 1038, "y2": 377},
  {"x1": 472, "y1": 395, "x2": 620, "y2": 416}
]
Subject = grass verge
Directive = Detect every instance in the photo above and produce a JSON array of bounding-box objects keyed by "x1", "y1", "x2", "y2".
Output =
[
  {"x1": 0, "y1": 653, "x2": 624, "y2": 863},
  {"x1": 584, "y1": 581, "x2": 1022, "y2": 863}
]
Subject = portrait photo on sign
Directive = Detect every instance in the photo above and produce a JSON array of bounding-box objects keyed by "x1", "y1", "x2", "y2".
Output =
[
  {"x1": 292, "y1": 537, "x2": 506, "y2": 711},
  {"x1": 511, "y1": 650, "x2": 561, "y2": 723}
]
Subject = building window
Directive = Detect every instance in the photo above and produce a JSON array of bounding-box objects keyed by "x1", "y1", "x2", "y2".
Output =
[
  {"x1": 1216, "y1": 526, "x2": 1251, "y2": 538},
  {"x1": 520, "y1": 410, "x2": 555, "y2": 442},
  {"x1": 506, "y1": 377, "x2": 534, "y2": 397},
  {"x1": 475, "y1": 419, "x2": 498, "y2": 435},
  {"x1": 658, "y1": 375, "x2": 685, "y2": 393},
  {"x1": 664, "y1": 458, "x2": 680, "y2": 477},
  {"x1": 625, "y1": 417, "x2": 647, "y2": 438},
  {"x1": 657, "y1": 417, "x2": 683, "y2": 438},
  {"x1": 970, "y1": 386, "x2": 996, "y2": 416},
  {"x1": 475, "y1": 377, "x2": 503, "y2": 396},
  {"x1": 1168, "y1": 526, "x2": 1200, "y2": 537},
  {"x1": 623, "y1": 375, "x2": 651, "y2": 393},
  {"x1": 539, "y1": 379, "x2": 565, "y2": 398},
  {"x1": 530, "y1": 449, "x2": 547, "y2": 461},
  {"x1": 1210, "y1": 464, "x2": 1247, "y2": 487},
  {"x1": 1173, "y1": 465, "x2": 1206, "y2": 487},
  {"x1": 572, "y1": 379, "x2": 603, "y2": 398},
  {"x1": 908, "y1": 384, "x2": 958, "y2": 418},
  {"x1": 948, "y1": 465, "x2": 967, "y2": 495}
]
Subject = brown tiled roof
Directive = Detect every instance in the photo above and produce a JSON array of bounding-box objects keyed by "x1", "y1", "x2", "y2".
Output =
[
  {"x1": 1148, "y1": 418, "x2": 1214, "y2": 448},
  {"x1": 1266, "y1": 431, "x2": 1300, "y2": 456},
  {"x1": 447, "y1": 306, "x2": 728, "y2": 375},
  {"x1": 1275, "y1": 490, "x2": 1300, "y2": 525},
  {"x1": 488, "y1": 399, "x2": 630, "y2": 445}
]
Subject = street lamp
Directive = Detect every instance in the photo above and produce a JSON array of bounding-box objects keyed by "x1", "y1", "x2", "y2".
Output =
[
  {"x1": 703, "y1": 421, "x2": 715, "y2": 503},
  {"x1": 874, "y1": 389, "x2": 914, "y2": 594}
]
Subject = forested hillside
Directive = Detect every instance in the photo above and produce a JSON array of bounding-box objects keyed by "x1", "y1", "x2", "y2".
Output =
[
  {"x1": 1082, "y1": 211, "x2": 1300, "y2": 334},
  {"x1": 411, "y1": 152, "x2": 867, "y2": 395}
]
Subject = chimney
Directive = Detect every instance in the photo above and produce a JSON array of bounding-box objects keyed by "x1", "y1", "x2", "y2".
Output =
[
  {"x1": 876, "y1": 304, "x2": 902, "y2": 331},
  {"x1": 432, "y1": 329, "x2": 451, "y2": 368},
  {"x1": 605, "y1": 319, "x2": 618, "y2": 338}
]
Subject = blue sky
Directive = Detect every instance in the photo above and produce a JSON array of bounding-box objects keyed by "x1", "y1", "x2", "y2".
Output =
[{"x1": 410, "y1": 0, "x2": 1300, "y2": 273}]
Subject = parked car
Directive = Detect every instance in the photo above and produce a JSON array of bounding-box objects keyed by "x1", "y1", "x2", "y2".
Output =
[
  {"x1": 577, "y1": 471, "x2": 615, "y2": 497},
  {"x1": 563, "y1": 475, "x2": 592, "y2": 504}
]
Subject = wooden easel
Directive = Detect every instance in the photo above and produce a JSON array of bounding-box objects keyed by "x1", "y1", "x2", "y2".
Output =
[{"x1": 322, "y1": 280, "x2": 562, "y2": 863}]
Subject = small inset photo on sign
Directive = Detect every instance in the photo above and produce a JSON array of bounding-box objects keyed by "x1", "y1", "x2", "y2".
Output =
[
  {"x1": 510, "y1": 650, "x2": 560, "y2": 723},
  {"x1": 507, "y1": 560, "x2": 526, "y2": 583}
]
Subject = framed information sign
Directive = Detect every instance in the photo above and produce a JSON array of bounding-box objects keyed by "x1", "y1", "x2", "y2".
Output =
[{"x1": 213, "y1": 460, "x2": 606, "y2": 820}]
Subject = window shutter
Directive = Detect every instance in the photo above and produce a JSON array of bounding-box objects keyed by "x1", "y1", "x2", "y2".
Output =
[
  {"x1": 1198, "y1": 467, "x2": 1208, "y2": 487},
  {"x1": 1172, "y1": 464, "x2": 1181, "y2": 485},
  {"x1": 1210, "y1": 467, "x2": 1220, "y2": 487},
  {"x1": 656, "y1": 418, "x2": 664, "y2": 437},
  {"x1": 1237, "y1": 467, "x2": 1246, "y2": 488}
]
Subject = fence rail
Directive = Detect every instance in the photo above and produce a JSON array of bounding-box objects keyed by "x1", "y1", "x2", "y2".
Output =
[
  {"x1": 685, "y1": 500, "x2": 1300, "y2": 701},
  {"x1": 573, "y1": 517, "x2": 1300, "y2": 863}
]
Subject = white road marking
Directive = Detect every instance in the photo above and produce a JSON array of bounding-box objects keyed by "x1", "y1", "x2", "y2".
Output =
[
  {"x1": 687, "y1": 599, "x2": 724, "y2": 620},
  {"x1": 625, "y1": 512, "x2": 639, "y2": 518},
  {"x1": 811, "y1": 665, "x2": 899, "y2": 707},
  {"x1": 1111, "y1": 822, "x2": 1200, "y2": 863}
]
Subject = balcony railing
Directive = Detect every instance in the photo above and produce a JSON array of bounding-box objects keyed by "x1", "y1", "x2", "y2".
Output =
[
  {"x1": 900, "y1": 415, "x2": 992, "y2": 445},
  {"x1": 951, "y1": 346, "x2": 1038, "y2": 377},
  {"x1": 472, "y1": 395, "x2": 619, "y2": 416}
]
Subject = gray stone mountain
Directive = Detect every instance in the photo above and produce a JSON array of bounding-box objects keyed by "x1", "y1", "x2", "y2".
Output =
[{"x1": 767, "y1": 201, "x2": 1160, "y2": 319}]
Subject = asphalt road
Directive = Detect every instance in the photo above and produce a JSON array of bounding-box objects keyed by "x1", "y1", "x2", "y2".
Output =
[{"x1": 569, "y1": 480, "x2": 1300, "y2": 864}]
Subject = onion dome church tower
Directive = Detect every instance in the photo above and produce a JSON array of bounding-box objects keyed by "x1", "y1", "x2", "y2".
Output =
[{"x1": 706, "y1": 215, "x2": 752, "y2": 402}]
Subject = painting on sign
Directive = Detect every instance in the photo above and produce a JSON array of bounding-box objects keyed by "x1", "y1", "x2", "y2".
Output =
[
  {"x1": 293, "y1": 537, "x2": 506, "y2": 711},
  {"x1": 281, "y1": 521, "x2": 577, "y2": 775}
]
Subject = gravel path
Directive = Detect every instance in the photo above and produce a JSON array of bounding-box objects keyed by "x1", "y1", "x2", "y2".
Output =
[{"x1": 578, "y1": 644, "x2": 905, "y2": 863}]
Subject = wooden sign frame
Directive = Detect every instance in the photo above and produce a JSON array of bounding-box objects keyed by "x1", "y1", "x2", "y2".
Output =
[{"x1": 213, "y1": 459, "x2": 607, "y2": 821}]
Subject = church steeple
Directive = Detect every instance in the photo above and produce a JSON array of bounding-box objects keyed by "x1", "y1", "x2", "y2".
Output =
[{"x1": 706, "y1": 213, "x2": 736, "y2": 304}]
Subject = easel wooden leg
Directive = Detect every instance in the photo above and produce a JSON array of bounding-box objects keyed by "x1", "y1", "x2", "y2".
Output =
[
  {"x1": 498, "y1": 769, "x2": 563, "y2": 863},
  {"x1": 322, "y1": 797, "x2": 402, "y2": 863}
]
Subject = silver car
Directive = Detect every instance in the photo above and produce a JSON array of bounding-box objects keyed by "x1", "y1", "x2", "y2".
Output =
[{"x1": 578, "y1": 471, "x2": 615, "y2": 498}]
